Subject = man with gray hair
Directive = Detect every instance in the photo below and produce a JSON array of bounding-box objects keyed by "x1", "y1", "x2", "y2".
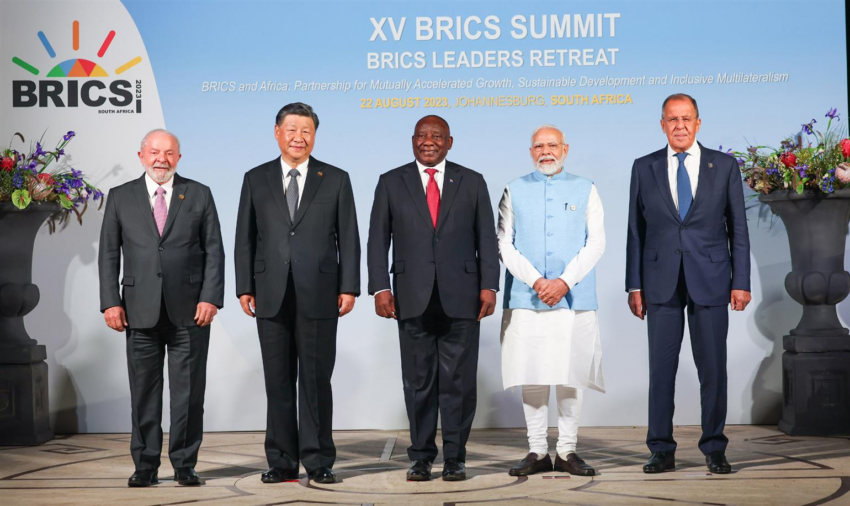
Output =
[
  {"x1": 497, "y1": 125, "x2": 605, "y2": 476},
  {"x1": 99, "y1": 129, "x2": 225, "y2": 487}
]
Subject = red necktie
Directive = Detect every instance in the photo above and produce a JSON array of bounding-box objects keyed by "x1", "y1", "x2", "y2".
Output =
[{"x1": 425, "y1": 168, "x2": 440, "y2": 229}]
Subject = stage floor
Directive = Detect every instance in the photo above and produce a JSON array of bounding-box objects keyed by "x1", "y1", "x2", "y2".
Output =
[{"x1": 0, "y1": 425, "x2": 848, "y2": 505}]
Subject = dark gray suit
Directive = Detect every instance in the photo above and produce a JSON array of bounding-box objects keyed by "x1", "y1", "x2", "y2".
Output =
[
  {"x1": 99, "y1": 173, "x2": 224, "y2": 471},
  {"x1": 234, "y1": 156, "x2": 360, "y2": 473}
]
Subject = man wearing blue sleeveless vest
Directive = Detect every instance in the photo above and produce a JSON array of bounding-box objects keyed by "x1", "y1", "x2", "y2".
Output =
[
  {"x1": 626, "y1": 94, "x2": 751, "y2": 475},
  {"x1": 498, "y1": 125, "x2": 606, "y2": 477}
]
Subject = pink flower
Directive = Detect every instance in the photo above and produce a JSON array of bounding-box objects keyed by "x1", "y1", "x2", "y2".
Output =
[
  {"x1": 836, "y1": 163, "x2": 850, "y2": 184},
  {"x1": 840, "y1": 139, "x2": 850, "y2": 159}
]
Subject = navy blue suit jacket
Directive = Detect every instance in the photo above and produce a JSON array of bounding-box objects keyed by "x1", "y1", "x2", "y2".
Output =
[{"x1": 625, "y1": 143, "x2": 750, "y2": 307}]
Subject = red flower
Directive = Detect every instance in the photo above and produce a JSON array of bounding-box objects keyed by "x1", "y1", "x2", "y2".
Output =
[
  {"x1": 840, "y1": 138, "x2": 850, "y2": 159},
  {"x1": 36, "y1": 173, "x2": 55, "y2": 186},
  {"x1": 0, "y1": 157, "x2": 14, "y2": 171},
  {"x1": 780, "y1": 152, "x2": 797, "y2": 169}
]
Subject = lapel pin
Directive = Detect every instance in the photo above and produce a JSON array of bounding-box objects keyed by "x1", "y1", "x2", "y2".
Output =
[
  {"x1": 449, "y1": 178, "x2": 454, "y2": 183},
  {"x1": 317, "y1": 171, "x2": 323, "y2": 177},
  {"x1": 708, "y1": 163, "x2": 714, "y2": 168},
  {"x1": 178, "y1": 194, "x2": 185, "y2": 200},
  {"x1": 570, "y1": 205, "x2": 576, "y2": 211}
]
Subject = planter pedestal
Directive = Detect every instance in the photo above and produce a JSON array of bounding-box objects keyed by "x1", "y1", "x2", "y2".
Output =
[
  {"x1": 760, "y1": 189, "x2": 850, "y2": 436},
  {"x1": 0, "y1": 202, "x2": 58, "y2": 445}
]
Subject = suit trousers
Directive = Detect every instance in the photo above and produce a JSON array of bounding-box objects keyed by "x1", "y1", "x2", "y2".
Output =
[
  {"x1": 257, "y1": 276, "x2": 339, "y2": 472},
  {"x1": 397, "y1": 283, "x2": 480, "y2": 462},
  {"x1": 646, "y1": 263, "x2": 729, "y2": 455},
  {"x1": 126, "y1": 300, "x2": 210, "y2": 471}
]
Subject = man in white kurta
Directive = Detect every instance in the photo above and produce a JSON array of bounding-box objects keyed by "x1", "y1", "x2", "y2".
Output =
[{"x1": 499, "y1": 125, "x2": 605, "y2": 476}]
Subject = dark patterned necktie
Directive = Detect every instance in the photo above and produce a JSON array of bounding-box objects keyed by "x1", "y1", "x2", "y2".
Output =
[
  {"x1": 675, "y1": 152, "x2": 692, "y2": 220},
  {"x1": 287, "y1": 168, "x2": 300, "y2": 220}
]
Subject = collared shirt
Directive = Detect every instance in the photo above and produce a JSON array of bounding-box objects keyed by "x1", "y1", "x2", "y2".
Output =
[
  {"x1": 666, "y1": 142, "x2": 700, "y2": 211},
  {"x1": 280, "y1": 157, "x2": 309, "y2": 206},
  {"x1": 497, "y1": 180, "x2": 605, "y2": 290},
  {"x1": 144, "y1": 172, "x2": 175, "y2": 211},
  {"x1": 415, "y1": 159, "x2": 446, "y2": 195}
]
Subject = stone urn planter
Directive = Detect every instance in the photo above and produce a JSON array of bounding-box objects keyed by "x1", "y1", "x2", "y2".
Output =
[
  {"x1": 0, "y1": 201, "x2": 59, "y2": 445},
  {"x1": 759, "y1": 188, "x2": 850, "y2": 436}
]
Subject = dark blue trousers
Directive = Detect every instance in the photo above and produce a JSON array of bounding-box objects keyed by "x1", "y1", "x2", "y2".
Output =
[{"x1": 646, "y1": 264, "x2": 729, "y2": 455}]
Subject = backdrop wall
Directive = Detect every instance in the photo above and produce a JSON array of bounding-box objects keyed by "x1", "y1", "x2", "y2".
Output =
[{"x1": 1, "y1": 0, "x2": 848, "y2": 433}]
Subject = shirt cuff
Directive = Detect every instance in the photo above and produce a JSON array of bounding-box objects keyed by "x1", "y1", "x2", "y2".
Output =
[{"x1": 370, "y1": 289, "x2": 391, "y2": 297}]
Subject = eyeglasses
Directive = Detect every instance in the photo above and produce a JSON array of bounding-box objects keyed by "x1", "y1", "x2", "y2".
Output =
[
  {"x1": 664, "y1": 116, "x2": 696, "y2": 125},
  {"x1": 532, "y1": 142, "x2": 564, "y2": 151}
]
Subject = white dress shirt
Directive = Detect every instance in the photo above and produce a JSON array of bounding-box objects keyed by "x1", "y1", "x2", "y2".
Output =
[
  {"x1": 144, "y1": 173, "x2": 175, "y2": 211},
  {"x1": 281, "y1": 157, "x2": 309, "y2": 206},
  {"x1": 415, "y1": 159, "x2": 446, "y2": 195},
  {"x1": 497, "y1": 181, "x2": 606, "y2": 289},
  {"x1": 667, "y1": 142, "x2": 700, "y2": 211}
]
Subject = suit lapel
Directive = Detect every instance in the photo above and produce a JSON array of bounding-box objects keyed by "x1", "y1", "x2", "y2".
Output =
[
  {"x1": 265, "y1": 159, "x2": 292, "y2": 227},
  {"x1": 402, "y1": 163, "x2": 435, "y2": 232},
  {"x1": 133, "y1": 175, "x2": 160, "y2": 239},
  {"x1": 651, "y1": 152, "x2": 681, "y2": 222},
  {"x1": 291, "y1": 156, "x2": 324, "y2": 229},
  {"x1": 159, "y1": 175, "x2": 186, "y2": 243},
  {"x1": 435, "y1": 163, "x2": 462, "y2": 235},
  {"x1": 684, "y1": 143, "x2": 715, "y2": 222}
]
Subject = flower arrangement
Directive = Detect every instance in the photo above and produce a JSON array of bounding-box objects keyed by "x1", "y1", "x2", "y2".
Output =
[
  {"x1": 734, "y1": 108, "x2": 850, "y2": 194},
  {"x1": 1, "y1": 131, "x2": 103, "y2": 230}
]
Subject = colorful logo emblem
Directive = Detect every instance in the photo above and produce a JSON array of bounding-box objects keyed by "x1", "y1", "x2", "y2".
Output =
[{"x1": 12, "y1": 21, "x2": 142, "y2": 77}]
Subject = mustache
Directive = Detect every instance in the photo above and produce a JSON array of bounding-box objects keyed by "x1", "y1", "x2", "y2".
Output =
[{"x1": 537, "y1": 156, "x2": 557, "y2": 164}]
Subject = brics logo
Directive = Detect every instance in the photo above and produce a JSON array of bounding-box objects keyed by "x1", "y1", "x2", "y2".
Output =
[{"x1": 12, "y1": 21, "x2": 143, "y2": 113}]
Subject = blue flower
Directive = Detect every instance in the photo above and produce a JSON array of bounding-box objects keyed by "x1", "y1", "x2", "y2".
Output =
[
  {"x1": 33, "y1": 142, "x2": 47, "y2": 157},
  {"x1": 825, "y1": 108, "x2": 840, "y2": 120},
  {"x1": 12, "y1": 174, "x2": 23, "y2": 188},
  {"x1": 55, "y1": 149, "x2": 64, "y2": 159},
  {"x1": 70, "y1": 168, "x2": 82, "y2": 178},
  {"x1": 63, "y1": 131, "x2": 76, "y2": 141},
  {"x1": 802, "y1": 119, "x2": 817, "y2": 135}
]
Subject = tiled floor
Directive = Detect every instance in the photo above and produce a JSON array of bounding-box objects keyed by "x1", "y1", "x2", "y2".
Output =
[{"x1": 1, "y1": 425, "x2": 848, "y2": 505}]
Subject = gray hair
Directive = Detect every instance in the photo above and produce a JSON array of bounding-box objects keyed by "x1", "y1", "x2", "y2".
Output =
[
  {"x1": 140, "y1": 129, "x2": 181, "y2": 152},
  {"x1": 530, "y1": 124, "x2": 566, "y2": 145},
  {"x1": 661, "y1": 93, "x2": 699, "y2": 119}
]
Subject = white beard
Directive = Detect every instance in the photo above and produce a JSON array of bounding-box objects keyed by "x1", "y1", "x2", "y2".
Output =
[
  {"x1": 535, "y1": 157, "x2": 563, "y2": 176},
  {"x1": 144, "y1": 164, "x2": 176, "y2": 184}
]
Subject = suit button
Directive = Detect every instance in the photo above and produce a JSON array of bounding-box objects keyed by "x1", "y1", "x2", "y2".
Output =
[
  {"x1": 547, "y1": 252, "x2": 553, "y2": 256},
  {"x1": 547, "y1": 198, "x2": 553, "y2": 202},
  {"x1": 284, "y1": 260, "x2": 289, "y2": 264},
  {"x1": 157, "y1": 273, "x2": 162, "y2": 278},
  {"x1": 675, "y1": 249, "x2": 681, "y2": 254},
  {"x1": 680, "y1": 226, "x2": 686, "y2": 231},
  {"x1": 290, "y1": 231, "x2": 295, "y2": 236},
  {"x1": 547, "y1": 215, "x2": 553, "y2": 219},
  {"x1": 547, "y1": 232, "x2": 553, "y2": 237},
  {"x1": 430, "y1": 261, "x2": 435, "y2": 265},
  {"x1": 158, "y1": 247, "x2": 164, "y2": 251}
]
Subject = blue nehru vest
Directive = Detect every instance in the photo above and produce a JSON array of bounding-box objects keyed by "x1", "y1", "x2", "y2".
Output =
[{"x1": 503, "y1": 169, "x2": 598, "y2": 311}]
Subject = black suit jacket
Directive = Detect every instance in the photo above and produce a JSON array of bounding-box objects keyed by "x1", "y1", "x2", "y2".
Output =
[
  {"x1": 234, "y1": 156, "x2": 360, "y2": 319},
  {"x1": 98, "y1": 174, "x2": 225, "y2": 328},
  {"x1": 367, "y1": 161, "x2": 499, "y2": 320},
  {"x1": 625, "y1": 143, "x2": 751, "y2": 306}
]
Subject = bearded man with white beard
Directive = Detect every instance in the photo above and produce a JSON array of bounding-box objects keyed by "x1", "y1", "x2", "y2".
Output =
[
  {"x1": 497, "y1": 125, "x2": 606, "y2": 477},
  {"x1": 99, "y1": 129, "x2": 224, "y2": 488}
]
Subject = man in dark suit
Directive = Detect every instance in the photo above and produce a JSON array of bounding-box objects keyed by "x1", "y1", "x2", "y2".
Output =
[
  {"x1": 235, "y1": 102, "x2": 360, "y2": 485},
  {"x1": 99, "y1": 129, "x2": 225, "y2": 488},
  {"x1": 367, "y1": 115, "x2": 499, "y2": 482},
  {"x1": 626, "y1": 94, "x2": 751, "y2": 475}
]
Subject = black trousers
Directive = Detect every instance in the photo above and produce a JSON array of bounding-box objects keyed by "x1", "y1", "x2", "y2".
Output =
[
  {"x1": 646, "y1": 263, "x2": 729, "y2": 455},
  {"x1": 397, "y1": 284, "x2": 480, "y2": 462},
  {"x1": 126, "y1": 301, "x2": 210, "y2": 471},
  {"x1": 257, "y1": 276, "x2": 339, "y2": 472}
]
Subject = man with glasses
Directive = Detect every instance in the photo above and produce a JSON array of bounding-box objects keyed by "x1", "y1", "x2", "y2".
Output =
[
  {"x1": 498, "y1": 125, "x2": 606, "y2": 477},
  {"x1": 626, "y1": 94, "x2": 751, "y2": 474}
]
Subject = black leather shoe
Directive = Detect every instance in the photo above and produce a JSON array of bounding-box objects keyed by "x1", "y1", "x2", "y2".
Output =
[
  {"x1": 509, "y1": 453, "x2": 553, "y2": 476},
  {"x1": 174, "y1": 467, "x2": 201, "y2": 486},
  {"x1": 261, "y1": 467, "x2": 299, "y2": 483},
  {"x1": 406, "y1": 460, "x2": 433, "y2": 481},
  {"x1": 554, "y1": 453, "x2": 596, "y2": 476},
  {"x1": 308, "y1": 467, "x2": 336, "y2": 484},
  {"x1": 643, "y1": 452, "x2": 675, "y2": 473},
  {"x1": 128, "y1": 469, "x2": 158, "y2": 487},
  {"x1": 442, "y1": 458, "x2": 466, "y2": 481},
  {"x1": 706, "y1": 451, "x2": 731, "y2": 474}
]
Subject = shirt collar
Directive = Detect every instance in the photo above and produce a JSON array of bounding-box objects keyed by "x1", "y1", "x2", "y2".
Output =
[
  {"x1": 415, "y1": 159, "x2": 447, "y2": 174},
  {"x1": 667, "y1": 142, "x2": 701, "y2": 160},
  {"x1": 280, "y1": 156, "x2": 309, "y2": 176},
  {"x1": 144, "y1": 172, "x2": 175, "y2": 197}
]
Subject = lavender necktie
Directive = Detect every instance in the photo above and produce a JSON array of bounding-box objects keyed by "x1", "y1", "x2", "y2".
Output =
[{"x1": 153, "y1": 186, "x2": 167, "y2": 236}]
